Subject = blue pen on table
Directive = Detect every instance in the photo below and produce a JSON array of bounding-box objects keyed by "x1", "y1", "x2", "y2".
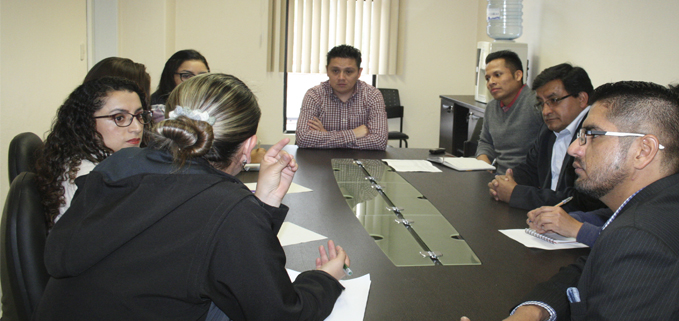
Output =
[{"x1": 343, "y1": 264, "x2": 353, "y2": 276}]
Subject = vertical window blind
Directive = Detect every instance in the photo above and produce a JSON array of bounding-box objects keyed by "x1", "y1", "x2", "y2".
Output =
[{"x1": 268, "y1": 0, "x2": 400, "y2": 75}]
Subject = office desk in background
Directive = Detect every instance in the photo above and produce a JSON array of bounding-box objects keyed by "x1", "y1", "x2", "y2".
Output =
[
  {"x1": 439, "y1": 95, "x2": 487, "y2": 156},
  {"x1": 240, "y1": 146, "x2": 587, "y2": 320}
]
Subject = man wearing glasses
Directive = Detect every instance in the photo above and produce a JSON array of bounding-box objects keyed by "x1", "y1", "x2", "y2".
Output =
[
  {"x1": 476, "y1": 50, "x2": 543, "y2": 174},
  {"x1": 464, "y1": 81, "x2": 679, "y2": 321},
  {"x1": 488, "y1": 64, "x2": 607, "y2": 234}
]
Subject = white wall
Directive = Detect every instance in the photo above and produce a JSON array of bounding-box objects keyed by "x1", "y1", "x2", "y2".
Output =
[
  {"x1": 476, "y1": 0, "x2": 679, "y2": 88},
  {"x1": 379, "y1": 0, "x2": 479, "y2": 149},
  {"x1": 0, "y1": 0, "x2": 87, "y2": 201}
]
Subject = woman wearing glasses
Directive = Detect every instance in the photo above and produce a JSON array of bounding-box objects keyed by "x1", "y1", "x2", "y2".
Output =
[
  {"x1": 35, "y1": 73, "x2": 348, "y2": 321},
  {"x1": 35, "y1": 77, "x2": 152, "y2": 226},
  {"x1": 150, "y1": 49, "x2": 210, "y2": 108}
]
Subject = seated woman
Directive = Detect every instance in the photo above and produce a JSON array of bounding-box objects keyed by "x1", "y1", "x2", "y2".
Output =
[
  {"x1": 150, "y1": 49, "x2": 210, "y2": 121},
  {"x1": 35, "y1": 77, "x2": 152, "y2": 227},
  {"x1": 34, "y1": 73, "x2": 349, "y2": 321},
  {"x1": 83, "y1": 56, "x2": 151, "y2": 103}
]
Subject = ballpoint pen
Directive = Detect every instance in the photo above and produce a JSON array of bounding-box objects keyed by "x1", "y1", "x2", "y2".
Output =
[{"x1": 554, "y1": 196, "x2": 574, "y2": 208}]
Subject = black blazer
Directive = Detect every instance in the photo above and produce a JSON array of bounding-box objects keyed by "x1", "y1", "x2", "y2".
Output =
[
  {"x1": 517, "y1": 173, "x2": 679, "y2": 320},
  {"x1": 509, "y1": 117, "x2": 604, "y2": 212}
]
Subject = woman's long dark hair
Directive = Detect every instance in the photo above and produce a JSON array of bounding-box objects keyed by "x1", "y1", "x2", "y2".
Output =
[
  {"x1": 35, "y1": 77, "x2": 149, "y2": 226},
  {"x1": 150, "y1": 49, "x2": 210, "y2": 105}
]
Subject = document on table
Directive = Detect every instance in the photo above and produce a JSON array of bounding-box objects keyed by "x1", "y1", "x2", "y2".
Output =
[
  {"x1": 381, "y1": 159, "x2": 442, "y2": 172},
  {"x1": 287, "y1": 269, "x2": 371, "y2": 321},
  {"x1": 244, "y1": 182, "x2": 313, "y2": 194},
  {"x1": 277, "y1": 222, "x2": 327, "y2": 246},
  {"x1": 427, "y1": 157, "x2": 496, "y2": 171},
  {"x1": 500, "y1": 229, "x2": 589, "y2": 250}
]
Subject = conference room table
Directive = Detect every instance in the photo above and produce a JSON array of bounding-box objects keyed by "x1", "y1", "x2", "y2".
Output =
[{"x1": 239, "y1": 146, "x2": 588, "y2": 320}]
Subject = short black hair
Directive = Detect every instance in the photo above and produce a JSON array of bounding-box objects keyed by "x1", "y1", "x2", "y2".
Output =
[
  {"x1": 592, "y1": 81, "x2": 679, "y2": 174},
  {"x1": 485, "y1": 50, "x2": 523, "y2": 73},
  {"x1": 327, "y1": 45, "x2": 362, "y2": 69},
  {"x1": 532, "y1": 63, "x2": 594, "y2": 104}
]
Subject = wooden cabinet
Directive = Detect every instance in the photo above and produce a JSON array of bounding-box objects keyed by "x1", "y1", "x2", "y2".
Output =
[{"x1": 439, "y1": 95, "x2": 487, "y2": 156}]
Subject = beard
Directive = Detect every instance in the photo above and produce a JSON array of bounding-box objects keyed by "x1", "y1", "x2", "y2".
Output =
[{"x1": 574, "y1": 148, "x2": 629, "y2": 200}]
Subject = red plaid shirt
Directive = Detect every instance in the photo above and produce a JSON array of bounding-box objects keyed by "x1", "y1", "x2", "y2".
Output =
[{"x1": 296, "y1": 80, "x2": 388, "y2": 150}]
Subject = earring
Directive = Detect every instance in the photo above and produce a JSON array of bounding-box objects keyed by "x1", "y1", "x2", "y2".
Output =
[{"x1": 241, "y1": 159, "x2": 247, "y2": 170}]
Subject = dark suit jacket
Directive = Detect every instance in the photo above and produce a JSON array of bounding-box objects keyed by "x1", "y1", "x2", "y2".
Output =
[
  {"x1": 519, "y1": 173, "x2": 679, "y2": 320},
  {"x1": 509, "y1": 117, "x2": 605, "y2": 212}
]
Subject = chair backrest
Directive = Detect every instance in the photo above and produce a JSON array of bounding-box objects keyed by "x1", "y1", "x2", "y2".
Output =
[
  {"x1": 8, "y1": 133, "x2": 43, "y2": 184},
  {"x1": 378, "y1": 88, "x2": 401, "y2": 108},
  {"x1": 1, "y1": 172, "x2": 49, "y2": 321}
]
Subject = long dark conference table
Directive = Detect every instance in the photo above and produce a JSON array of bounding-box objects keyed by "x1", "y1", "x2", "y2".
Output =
[{"x1": 239, "y1": 146, "x2": 588, "y2": 320}]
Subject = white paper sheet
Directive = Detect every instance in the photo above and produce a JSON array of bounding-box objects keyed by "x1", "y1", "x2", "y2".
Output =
[
  {"x1": 277, "y1": 222, "x2": 327, "y2": 246},
  {"x1": 381, "y1": 159, "x2": 442, "y2": 172},
  {"x1": 499, "y1": 229, "x2": 589, "y2": 250},
  {"x1": 244, "y1": 182, "x2": 313, "y2": 194},
  {"x1": 287, "y1": 269, "x2": 371, "y2": 321}
]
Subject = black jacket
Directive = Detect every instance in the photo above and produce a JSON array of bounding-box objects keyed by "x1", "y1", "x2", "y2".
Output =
[
  {"x1": 510, "y1": 120, "x2": 605, "y2": 212},
  {"x1": 518, "y1": 173, "x2": 679, "y2": 320},
  {"x1": 34, "y1": 147, "x2": 343, "y2": 321}
]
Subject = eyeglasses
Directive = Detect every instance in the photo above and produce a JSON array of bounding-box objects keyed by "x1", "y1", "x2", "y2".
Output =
[
  {"x1": 175, "y1": 72, "x2": 198, "y2": 82},
  {"x1": 576, "y1": 128, "x2": 665, "y2": 150},
  {"x1": 534, "y1": 94, "x2": 576, "y2": 110},
  {"x1": 94, "y1": 110, "x2": 153, "y2": 127}
]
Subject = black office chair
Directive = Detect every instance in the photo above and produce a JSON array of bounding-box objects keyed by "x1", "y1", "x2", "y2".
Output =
[
  {"x1": 1, "y1": 172, "x2": 49, "y2": 321},
  {"x1": 8, "y1": 132, "x2": 43, "y2": 184},
  {"x1": 463, "y1": 118, "x2": 484, "y2": 157},
  {"x1": 378, "y1": 88, "x2": 409, "y2": 148}
]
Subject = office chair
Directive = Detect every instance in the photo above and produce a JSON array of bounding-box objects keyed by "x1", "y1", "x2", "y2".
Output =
[
  {"x1": 463, "y1": 118, "x2": 484, "y2": 157},
  {"x1": 1, "y1": 172, "x2": 49, "y2": 321},
  {"x1": 8, "y1": 132, "x2": 43, "y2": 184},
  {"x1": 378, "y1": 88, "x2": 409, "y2": 148}
]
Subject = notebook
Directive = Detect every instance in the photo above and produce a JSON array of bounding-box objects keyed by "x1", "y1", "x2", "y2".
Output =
[
  {"x1": 524, "y1": 228, "x2": 578, "y2": 244},
  {"x1": 427, "y1": 157, "x2": 496, "y2": 171}
]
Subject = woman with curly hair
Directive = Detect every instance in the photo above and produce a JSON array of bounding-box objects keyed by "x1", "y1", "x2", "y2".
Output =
[{"x1": 35, "y1": 76, "x2": 153, "y2": 226}]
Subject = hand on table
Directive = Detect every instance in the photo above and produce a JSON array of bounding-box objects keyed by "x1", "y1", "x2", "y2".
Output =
[
  {"x1": 488, "y1": 168, "x2": 517, "y2": 203},
  {"x1": 527, "y1": 206, "x2": 583, "y2": 238},
  {"x1": 316, "y1": 240, "x2": 350, "y2": 280},
  {"x1": 254, "y1": 138, "x2": 298, "y2": 207},
  {"x1": 308, "y1": 117, "x2": 327, "y2": 132}
]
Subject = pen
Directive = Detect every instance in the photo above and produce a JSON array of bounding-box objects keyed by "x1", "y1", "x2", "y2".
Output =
[
  {"x1": 343, "y1": 264, "x2": 353, "y2": 276},
  {"x1": 529, "y1": 196, "x2": 574, "y2": 223},
  {"x1": 554, "y1": 196, "x2": 574, "y2": 208}
]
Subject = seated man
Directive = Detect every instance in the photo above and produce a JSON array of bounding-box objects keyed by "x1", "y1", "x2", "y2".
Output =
[
  {"x1": 295, "y1": 44, "x2": 387, "y2": 150},
  {"x1": 488, "y1": 63, "x2": 605, "y2": 213},
  {"x1": 466, "y1": 81, "x2": 679, "y2": 320},
  {"x1": 475, "y1": 50, "x2": 543, "y2": 174}
]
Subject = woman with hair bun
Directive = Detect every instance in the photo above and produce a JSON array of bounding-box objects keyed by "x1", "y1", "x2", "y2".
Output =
[{"x1": 35, "y1": 73, "x2": 349, "y2": 321}]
